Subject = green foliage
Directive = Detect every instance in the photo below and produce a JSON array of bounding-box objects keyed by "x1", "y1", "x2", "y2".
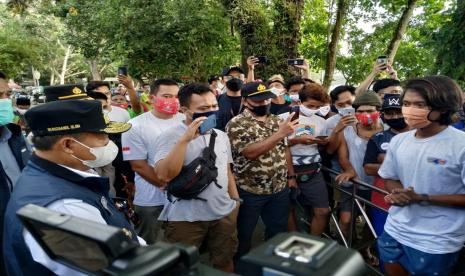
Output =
[
  {"x1": 434, "y1": 0, "x2": 465, "y2": 86},
  {"x1": 2, "y1": 0, "x2": 461, "y2": 87},
  {"x1": 0, "y1": 6, "x2": 42, "y2": 78},
  {"x1": 119, "y1": 0, "x2": 240, "y2": 80},
  {"x1": 299, "y1": 0, "x2": 330, "y2": 71},
  {"x1": 335, "y1": 0, "x2": 451, "y2": 84}
]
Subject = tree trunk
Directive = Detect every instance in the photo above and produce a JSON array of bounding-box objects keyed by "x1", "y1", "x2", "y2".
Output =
[
  {"x1": 88, "y1": 59, "x2": 102, "y2": 80},
  {"x1": 272, "y1": 0, "x2": 305, "y2": 75},
  {"x1": 386, "y1": 0, "x2": 418, "y2": 63},
  {"x1": 323, "y1": 0, "x2": 348, "y2": 89},
  {"x1": 50, "y1": 69, "x2": 55, "y2": 85},
  {"x1": 60, "y1": 45, "x2": 71, "y2": 84}
]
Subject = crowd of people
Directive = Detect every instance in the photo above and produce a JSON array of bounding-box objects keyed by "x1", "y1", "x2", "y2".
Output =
[{"x1": 1, "y1": 56, "x2": 464, "y2": 276}]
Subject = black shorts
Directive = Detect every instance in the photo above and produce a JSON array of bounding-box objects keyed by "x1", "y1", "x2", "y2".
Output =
[
  {"x1": 293, "y1": 164, "x2": 329, "y2": 209},
  {"x1": 339, "y1": 186, "x2": 371, "y2": 212}
]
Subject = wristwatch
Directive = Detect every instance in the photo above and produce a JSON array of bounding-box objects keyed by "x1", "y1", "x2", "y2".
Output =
[
  {"x1": 418, "y1": 194, "x2": 430, "y2": 206},
  {"x1": 231, "y1": 197, "x2": 244, "y2": 204}
]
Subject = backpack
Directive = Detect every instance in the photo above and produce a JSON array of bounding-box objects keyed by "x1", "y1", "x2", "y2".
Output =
[{"x1": 167, "y1": 130, "x2": 221, "y2": 201}]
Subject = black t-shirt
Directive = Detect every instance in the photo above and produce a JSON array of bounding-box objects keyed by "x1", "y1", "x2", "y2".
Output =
[
  {"x1": 228, "y1": 95, "x2": 242, "y2": 116},
  {"x1": 270, "y1": 102, "x2": 291, "y2": 115},
  {"x1": 363, "y1": 129, "x2": 397, "y2": 165}
]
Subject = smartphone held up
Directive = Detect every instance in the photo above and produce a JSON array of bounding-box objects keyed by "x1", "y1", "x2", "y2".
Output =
[
  {"x1": 118, "y1": 66, "x2": 128, "y2": 76},
  {"x1": 288, "y1": 59, "x2": 304, "y2": 66}
]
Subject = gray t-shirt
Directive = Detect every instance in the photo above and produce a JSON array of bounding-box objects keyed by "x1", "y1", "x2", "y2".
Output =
[
  {"x1": 343, "y1": 125, "x2": 374, "y2": 188},
  {"x1": 153, "y1": 123, "x2": 236, "y2": 222}
]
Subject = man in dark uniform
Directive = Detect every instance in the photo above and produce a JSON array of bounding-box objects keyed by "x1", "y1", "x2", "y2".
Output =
[
  {"x1": 0, "y1": 72, "x2": 31, "y2": 276},
  {"x1": 3, "y1": 99, "x2": 140, "y2": 275}
]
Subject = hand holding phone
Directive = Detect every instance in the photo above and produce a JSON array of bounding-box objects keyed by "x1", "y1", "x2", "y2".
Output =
[
  {"x1": 338, "y1": 107, "x2": 355, "y2": 117},
  {"x1": 257, "y1": 56, "x2": 269, "y2": 64},
  {"x1": 199, "y1": 114, "x2": 217, "y2": 134},
  {"x1": 376, "y1": 55, "x2": 388, "y2": 65},
  {"x1": 290, "y1": 106, "x2": 300, "y2": 122},
  {"x1": 288, "y1": 59, "x2": 304, "y2": 66},
  {"x1": 118, "y1": 66, "x2": 128, "y2": 76}
]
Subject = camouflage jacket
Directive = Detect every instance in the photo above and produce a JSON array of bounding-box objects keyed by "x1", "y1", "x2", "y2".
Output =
[{"x1": 226, "y1": 109, "x2": 288, "y2": 195}]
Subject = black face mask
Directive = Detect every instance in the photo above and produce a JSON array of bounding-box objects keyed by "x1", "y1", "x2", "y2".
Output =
[
  {"x1": 226, "y1": 78, "x2": 243, "y2": 92},
  {"x1": 385, "y1": 117, "x2": 407, "y2": 130},
  {"x1": 192, "y1": 110, "x2": 217, "y2": 120},
  {"x1": 248, "y1": 103, "x2": 271, "y2": 116}
]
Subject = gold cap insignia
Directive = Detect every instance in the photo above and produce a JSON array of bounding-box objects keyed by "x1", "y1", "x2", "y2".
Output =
[
  {"x1": 103, "y1": 114, "x2": 110, "y2": 124},
  {"x1": 72, "y1": 87, "x2": 82, "y2": 95},
  {"x1": 257, "y1": 84, "x2": 266, "y2": 92}
]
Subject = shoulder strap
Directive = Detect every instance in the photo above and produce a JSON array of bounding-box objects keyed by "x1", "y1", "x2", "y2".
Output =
[{"x1": 208, "y1": 130, "x2": 217, "y2": 150}]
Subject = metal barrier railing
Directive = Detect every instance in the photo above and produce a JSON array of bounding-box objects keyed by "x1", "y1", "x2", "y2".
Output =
[{"x1": 321, "y1": 166, "x2": 390, "y2": 276}]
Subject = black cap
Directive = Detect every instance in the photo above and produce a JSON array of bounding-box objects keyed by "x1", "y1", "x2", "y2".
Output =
[
  {"x1": 241, "y1": 82, "x2": 277, "y2": 101},
  {"x1": 373, "y1": 79, "x2": 401, "y2": 93},
  {"x1": 382, "y1": 94, "x2": 401, "y2": 110},
  {"x1": 25, "y1": 100, "x2": 131, "y2": 136},
  {"x1": 44, "y1": 84, "x2": 93, "y2": 102},
  {"x1": 16, "y1": 94, "x2": 31, "y2": 105},
  {"x1": 222, "y1": 66, "x2": 244, "y2": 76},
  {"x1": 207, "y1": 75, "x2": 220, "y2": 84}
]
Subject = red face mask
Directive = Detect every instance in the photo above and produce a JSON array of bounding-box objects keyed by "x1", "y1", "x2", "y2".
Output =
[
  {"x1": 355, "y1": 112, "x2": 380, "y2": 126},
  {"x1": 152, "y1": 97, "x2": 179, "y2": 114},
  {"x1": 113, "y1": 103, "x2": 129, "y2": 109}
]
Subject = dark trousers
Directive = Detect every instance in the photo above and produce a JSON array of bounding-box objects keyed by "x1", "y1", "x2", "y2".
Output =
[{"x1": 235, "y1": 187, "x2": 289, "y2": 260}]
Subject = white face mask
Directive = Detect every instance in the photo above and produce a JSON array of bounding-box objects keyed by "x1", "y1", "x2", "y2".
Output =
[
  {"x1": 289, "y1": 94, "x2": 300, "y2": 102},
  {"x1": 71, "y1": 139, "x2": 119, "y2": 168},
  {"x1": 16, "y1": 108, "x2": 28, "y2": 115},
  {"x1": 300, "y1": 105, "x2": 320, "y2": 117},
  {"x1": 317, "y1": 105, "x2": 331, "y2": 117}
]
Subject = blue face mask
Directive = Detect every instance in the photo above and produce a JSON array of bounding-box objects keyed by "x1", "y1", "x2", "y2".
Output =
[
  {"x1": 0, "y1": 99, "x2": 14, "y2": 126},
  {"x1": 284, "y1": 94, "x2": 292, "y2": 103}
]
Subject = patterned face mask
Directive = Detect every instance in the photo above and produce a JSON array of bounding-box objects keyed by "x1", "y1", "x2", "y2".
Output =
[{"x1": 355, "y1": 112, "x2": 380, "y2": 126}]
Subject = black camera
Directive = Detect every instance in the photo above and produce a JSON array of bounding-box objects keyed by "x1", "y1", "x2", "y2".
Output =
[
  {"x1": 17, "y1": 204, "x2": 226, "y2": 276},
  {"x1": 238, "y1": 232, "x2": 366, "y2": 276}
]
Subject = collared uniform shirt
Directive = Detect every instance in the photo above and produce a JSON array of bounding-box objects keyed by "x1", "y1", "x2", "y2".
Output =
[
  {"x1": 23, "y1": 166, "x2": 145, "y2": 275},
  {"x1": 226, "y1": 109, "x2": 287, "y2": 195}
]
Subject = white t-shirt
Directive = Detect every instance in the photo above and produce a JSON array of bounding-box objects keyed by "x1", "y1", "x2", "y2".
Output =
[
  {"x1": 153, "y1": 124, "x2": 236, "y2": 222},
  {"x1": 379, "y1": 127, "x2": 465, "y2": 254},
  {"x1": 325, "y1": 114, "x2": 342, "y2": 136},
  {"x1": 280, "y1": 113, "x2": 327, "y2": 165},
  {"x1": 121, "y1": 112, "x2": 185, "y2": 206},
  {"x1": 108, "y1": 106, "x2": 130, "y2": 123}
]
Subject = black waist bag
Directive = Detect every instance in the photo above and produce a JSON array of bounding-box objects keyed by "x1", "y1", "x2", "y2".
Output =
[{"x1": 167, "y1": 130, "x2": 221, "y2": 201}]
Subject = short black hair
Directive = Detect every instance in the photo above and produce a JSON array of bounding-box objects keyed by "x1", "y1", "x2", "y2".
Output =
[
  {"x1": 402, "y1": 75, "x2": 463, "y2": 125},
  {"x1": 150, "y1": 79, "x2": 179, "y2": 95},
  {"x1": 285, "y1": 77, "x2": 306, "y2": 91},
  {"x1": 32, "y1": 133, "x2": 83, "y2": 151},
  {"x1": 87, "y1": 91, "x2": 108, "y2": 101},
  {"x1": 0, "y1": 71, "x2": 6, "y2": 79},
  {"x1": 178, "y1": 83, "x2": 214, "y2": 108},
  {"x1": 208, "y1": 75, "x2": 220, "y2": 84},
  {"x1": 86, "y1": 81, "x2": 110, "y2": 92},
  {"x1": 373, "y1": 79, "x2": 401, "y2": 93},
  {"x1": 330, "y1": 85, "x2": 356, "y2": 102}
]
